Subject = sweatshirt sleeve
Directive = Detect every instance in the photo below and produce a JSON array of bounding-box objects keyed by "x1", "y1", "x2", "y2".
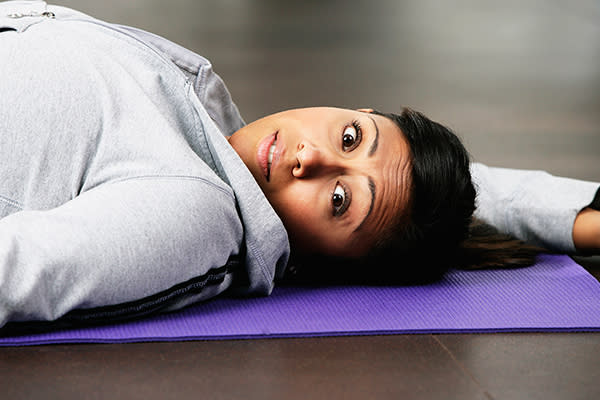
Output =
[
  {"x1": 0, "y1": 177, "x2": 244, "y2": 328},
  {"x1": 470, "y1": 162, "x2": 600, "y2": 253}
]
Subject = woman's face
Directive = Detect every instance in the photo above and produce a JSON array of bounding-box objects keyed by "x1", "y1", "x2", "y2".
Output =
[{"x1": 228, "y1": 107, "x2": 412, "y2": 258}]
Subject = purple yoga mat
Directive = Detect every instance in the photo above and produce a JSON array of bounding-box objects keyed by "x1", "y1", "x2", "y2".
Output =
[{"x1": 2, "y1": 254, "x2": 600, "y2": 346}]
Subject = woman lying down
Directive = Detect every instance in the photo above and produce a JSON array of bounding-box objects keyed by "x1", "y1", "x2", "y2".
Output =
[{"x1": 0, "y1": 1, "x2": 598, "y2": 329}]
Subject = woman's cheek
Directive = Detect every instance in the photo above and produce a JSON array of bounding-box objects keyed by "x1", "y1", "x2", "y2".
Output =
[{"x1": 277, "y1": 186, "x2": 320, "y2": 226}]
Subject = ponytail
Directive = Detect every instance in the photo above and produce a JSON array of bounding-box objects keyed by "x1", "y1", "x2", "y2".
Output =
[{"x1": 456, "y1": 219, "x2": 544, "y2": 270}]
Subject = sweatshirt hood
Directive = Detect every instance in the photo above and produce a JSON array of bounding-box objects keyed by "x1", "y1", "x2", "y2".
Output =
[{"x1": 190, "y1": 94, "x2": 290, "y2": 295}]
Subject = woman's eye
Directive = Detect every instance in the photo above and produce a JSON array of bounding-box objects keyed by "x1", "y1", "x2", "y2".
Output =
[
  {"x1": 332, "y1": 182, "x2": 349, "y2": 216},
  {"x1": 341, "y1": 121, "x2": 362, "y2": 151}
]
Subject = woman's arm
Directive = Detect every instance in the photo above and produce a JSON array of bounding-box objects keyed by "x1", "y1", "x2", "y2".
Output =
[
  {"x1": 0, "y1": 178, "x2": 243, "y2": 328},
  {"x1": 470, "y1": 163, "x2": 599, "y2": 253},
  {"x1": 573, "y1": 208, "x2": 600, "y2": 254}
]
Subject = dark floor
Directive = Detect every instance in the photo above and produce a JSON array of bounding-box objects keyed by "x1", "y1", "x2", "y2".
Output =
[{"x1": 2, "y1": 1, "x2": 600, "y2": 399}]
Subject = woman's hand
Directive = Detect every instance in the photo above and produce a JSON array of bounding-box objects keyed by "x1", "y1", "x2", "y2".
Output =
[{"x1": 573, "y1": 207, "x2": 600, "y2": 254}]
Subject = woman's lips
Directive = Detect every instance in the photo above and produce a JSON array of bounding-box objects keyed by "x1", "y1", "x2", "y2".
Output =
[{"x1": 257, "y1": 131, "x2": 278, "y2": 181}]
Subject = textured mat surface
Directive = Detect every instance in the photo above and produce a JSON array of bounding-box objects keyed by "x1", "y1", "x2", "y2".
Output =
[{"x1": 2, "y1": 254, "x2": 600, "y2": 346}]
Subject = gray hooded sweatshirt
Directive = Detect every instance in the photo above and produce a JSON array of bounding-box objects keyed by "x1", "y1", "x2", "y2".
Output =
[
  {"x1": 1, "y1": 1, "x2": 598, "y2": 328},
  {"x1": 0, "y1": 2, "x2": 289, "y2": 327}
]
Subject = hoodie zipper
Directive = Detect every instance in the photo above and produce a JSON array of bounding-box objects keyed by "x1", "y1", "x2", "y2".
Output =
[{"x1": 7, "y1": 11, "x2": 55, "y2": 19}]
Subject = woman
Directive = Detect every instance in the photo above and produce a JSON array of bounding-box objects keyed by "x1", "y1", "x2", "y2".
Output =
[{"x1": 0, "y1": 1, "x2": 598, "y2": 329}]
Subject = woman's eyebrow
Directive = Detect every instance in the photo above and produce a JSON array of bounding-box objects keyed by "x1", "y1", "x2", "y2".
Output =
[
  {"x1": 367, "y1": 115, "x2": 379, "y2": 157},
  {"x1": 354, "y1": 176, "x2": 376, "y2": 233},
  {"x1": 352, "y1": 115, "x2": 379, "y2": 232}
]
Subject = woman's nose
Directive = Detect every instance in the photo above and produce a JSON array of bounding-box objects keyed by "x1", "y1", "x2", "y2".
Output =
[{"x1": 292, "y1": 143, "x2": 341, "y2": 178}]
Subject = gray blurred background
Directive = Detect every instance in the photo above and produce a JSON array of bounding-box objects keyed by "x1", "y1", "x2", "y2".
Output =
[{"x1": 53, "y1": 0, "x2": 599, "y2": 181}]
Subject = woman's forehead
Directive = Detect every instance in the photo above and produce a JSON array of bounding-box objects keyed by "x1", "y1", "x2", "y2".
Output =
[{"x1": 348, "y1": 113, "x2": 413, "y2": 255}]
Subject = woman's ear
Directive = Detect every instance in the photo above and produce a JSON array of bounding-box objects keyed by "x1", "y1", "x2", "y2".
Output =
[{"x1": 357, "y1": 108, "x2": 374, "y2": 113}]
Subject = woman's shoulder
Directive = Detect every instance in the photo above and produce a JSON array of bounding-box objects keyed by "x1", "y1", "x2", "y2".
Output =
[{"x1": 111, "y1": 23, "x2": 246, "y2": 136}]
